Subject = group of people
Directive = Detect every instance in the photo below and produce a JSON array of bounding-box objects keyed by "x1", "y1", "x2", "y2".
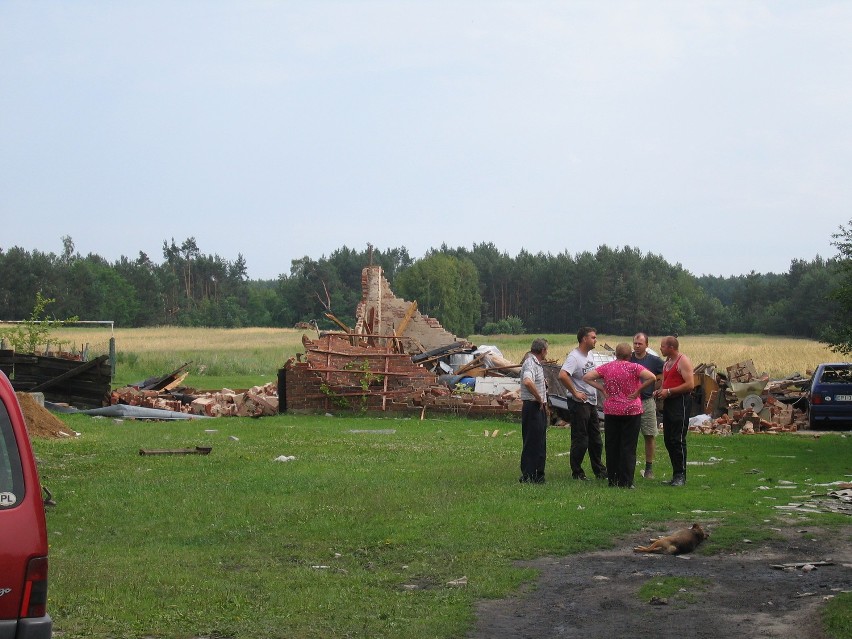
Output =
[{"x1": 519, "y1": 328, "x2": 694, "y2": 488}]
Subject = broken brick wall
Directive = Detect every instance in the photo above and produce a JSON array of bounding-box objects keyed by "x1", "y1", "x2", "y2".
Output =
[
  {"x1": 355, "y1": 265, "x2": 459, "y2": 353},
  {"x1": 281, "y1": 333, "x2": 521, "y2": 417},
  {"x1": 282, "y1": 334, "x2": 438, "y2": 412}
]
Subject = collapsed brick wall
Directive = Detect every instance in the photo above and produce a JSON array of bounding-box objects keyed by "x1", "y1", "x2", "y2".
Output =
[
  {"x1": 283, "y1": 334, "x2": 437, "y2": 412},
  {"x1": 281, "y1": 333, "x2": 521, "y2": 417},
  {"x1": 355, "y1": 265, "x2": 459, "y2": 353}
]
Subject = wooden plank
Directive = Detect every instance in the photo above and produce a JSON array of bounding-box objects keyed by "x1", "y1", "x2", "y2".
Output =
[
  {"x1": 324, "y1": 312, "x2": 352, "y2": 332},
  {"x1": 139, "y1": 447, "x2": 212, "y2": 456},
  {"x1": 395, "y1": 301, "x2": 418, "y2": 337},
  {"x1": 139, "y1": 362, "x2": 192, "y2": 391}
]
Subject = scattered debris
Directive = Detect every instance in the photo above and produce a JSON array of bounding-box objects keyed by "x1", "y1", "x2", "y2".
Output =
[
  {"x1": 274, "y1": 455, "x2": 296, "y2": 462},
  {"x1": 111, "y1": 382, "x2": 279, "y2": 417},
  {"x1": 686, "y1": 360, "x2": 809, "y2": 434},
  {"x1": 446, "y1": 576, "x2": 468, "y2": 587},
  {"x1": 775, "y1": 485, "x2": 852, "y2": 515}
]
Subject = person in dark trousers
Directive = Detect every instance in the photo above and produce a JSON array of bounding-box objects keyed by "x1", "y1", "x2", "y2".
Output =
[
  {"x1": 653, "y1": 336, "x2": 695, "y2": 486},
  {"x1": 519, "y1": 338, "x2": 549, "y2": 483},
  {"x1": 583, "y1": 343, "x2": 657, "y2": 488},
  {"x1": 558, "y1": 327, "x2": 607, "y2": 480}
]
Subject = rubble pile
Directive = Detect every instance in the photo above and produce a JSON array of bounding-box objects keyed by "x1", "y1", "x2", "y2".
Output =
[
  {"x1": 687, "y1": 359, "x2": 809, "y2": 434},
  {"x1": 111, "y1": 382, "x2": 279, "y2": 417}
]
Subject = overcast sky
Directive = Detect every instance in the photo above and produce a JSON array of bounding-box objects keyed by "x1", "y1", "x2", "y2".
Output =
[{"x1": 2, "y1": 1, "x2": 850, "y2": 281}]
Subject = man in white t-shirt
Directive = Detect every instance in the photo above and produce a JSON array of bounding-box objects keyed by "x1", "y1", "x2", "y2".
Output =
[{"x1": 558, "y1": 327, "x2": 607, "y2": 480}]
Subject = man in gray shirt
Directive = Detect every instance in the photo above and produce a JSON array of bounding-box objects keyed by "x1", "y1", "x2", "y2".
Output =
[{"x1": 519, "y1": 338, "x2": 549, "y2": 483}]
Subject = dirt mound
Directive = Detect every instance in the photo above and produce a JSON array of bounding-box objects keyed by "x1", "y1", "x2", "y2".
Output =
[{"x1": 15, "y1": 392, "x2": 77, "y2": 439}]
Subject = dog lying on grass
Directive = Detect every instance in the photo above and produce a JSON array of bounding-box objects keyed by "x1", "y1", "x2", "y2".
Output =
[{"x1": 633, "y1": 523, "x2": 709, "y2": 555}]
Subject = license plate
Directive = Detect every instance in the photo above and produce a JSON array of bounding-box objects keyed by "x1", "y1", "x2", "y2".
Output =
[{"x1": 835, "y1": 395, "x2": 852, "y2": 401}]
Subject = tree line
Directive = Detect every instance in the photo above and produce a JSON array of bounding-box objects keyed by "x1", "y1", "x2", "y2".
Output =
[{"x1": 0, "y1": 234, "x2": 846, "y2": 344}]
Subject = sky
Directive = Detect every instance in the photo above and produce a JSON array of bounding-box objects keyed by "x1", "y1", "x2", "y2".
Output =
[{"x1": 2, "y1": 1, "x2": 851, "y2": 281}]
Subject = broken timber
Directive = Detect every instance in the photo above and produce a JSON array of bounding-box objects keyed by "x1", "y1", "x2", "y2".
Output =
[{"x1": 139, "y1": 446, "x2": 213, "y2": 456}]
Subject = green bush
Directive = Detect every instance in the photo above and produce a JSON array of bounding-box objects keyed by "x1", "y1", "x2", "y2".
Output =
[{"x1": 481, "y1": 315, "x2": 525, "y2": 335}]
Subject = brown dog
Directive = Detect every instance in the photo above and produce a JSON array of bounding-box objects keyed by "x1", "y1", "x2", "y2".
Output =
[{"x1": 633, "y1": 523, "x2": 709, "y2": 555}]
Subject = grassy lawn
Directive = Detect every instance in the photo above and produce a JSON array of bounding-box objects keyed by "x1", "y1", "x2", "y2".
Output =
[{"x1": 35, "y1": 413, "x2": 852, "y2": 639}]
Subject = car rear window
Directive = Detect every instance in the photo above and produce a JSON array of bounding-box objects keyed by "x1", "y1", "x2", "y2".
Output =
[
  {"x1": 0, "y1": 399, "x2": 25, "y2": 508},
  {"x1": 818, "y1": 365, "x2": 852, "y2": 384}
]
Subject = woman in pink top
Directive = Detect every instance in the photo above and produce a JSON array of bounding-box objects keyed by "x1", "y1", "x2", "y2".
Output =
[{"x1": 583, "y1": 343, "x2": 656, "y2": 488}]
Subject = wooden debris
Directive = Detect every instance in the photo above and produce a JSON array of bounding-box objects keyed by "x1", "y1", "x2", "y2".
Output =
[{"x1": 139, "y1": 446, "x2": 212, "y2": 456}]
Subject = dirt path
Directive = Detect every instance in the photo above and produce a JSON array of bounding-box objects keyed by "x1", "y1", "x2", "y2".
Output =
[{"x1": 470, "y1": 524, "x2": 852, "y2": 639}]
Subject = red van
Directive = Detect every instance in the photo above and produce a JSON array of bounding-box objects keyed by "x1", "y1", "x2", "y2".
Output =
[{"x1": 0, "y1": 371, "x2": 52, "y2": 638}]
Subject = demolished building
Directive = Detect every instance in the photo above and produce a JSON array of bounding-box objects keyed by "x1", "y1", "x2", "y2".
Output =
[
  {"x1": 102, "y1": 264, "x2": 812, "y2": 430},
  {"x1": 279, "y1": 265, "x2": 523, "y2": 418}
]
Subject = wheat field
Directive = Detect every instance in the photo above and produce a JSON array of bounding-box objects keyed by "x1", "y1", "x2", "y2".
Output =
[
  {"x1": 474, "y1": 333, "x2": 840, "y2": 378},
  {"x1": 46, "y1": 327, "x2": 843, "y2": 382}
]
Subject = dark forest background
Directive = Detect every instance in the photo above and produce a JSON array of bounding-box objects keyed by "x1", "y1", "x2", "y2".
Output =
[{"x1": 0, "y1": 234, "x2": 845, "y2": 342}]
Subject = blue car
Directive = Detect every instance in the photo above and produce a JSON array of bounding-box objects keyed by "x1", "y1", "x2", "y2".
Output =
[{"x1": 808, "y1": 363, "x2": 852, "y2": 430}]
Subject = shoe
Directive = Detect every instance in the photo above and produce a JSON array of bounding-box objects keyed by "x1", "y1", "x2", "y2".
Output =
[
  {"x1": 669, "y1": 475, "x2": 686, "y2": 486},
  {"x1": 642, "y1": 469, "x2": 655, "y2": 480},
  {"x1": 573, "y1": 474, "x2": 590, "y2": 481},
  {"x1": 595, "y1": 474, "x2": 608, "y2": 480}
]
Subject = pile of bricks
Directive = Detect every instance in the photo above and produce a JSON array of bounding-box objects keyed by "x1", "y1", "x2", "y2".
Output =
[
  {"x1": 688, "y1": 401, "x2": 807, "y2": 435},
  {"x1": 111, "y1": 387, "x2": 184, "y2": 412},
  {"x1": 188, "y1": 384, "x2": 278, "y2": 417},
  {"x1": 111, "y1": 382, "x2": 279, "y2": 417}
]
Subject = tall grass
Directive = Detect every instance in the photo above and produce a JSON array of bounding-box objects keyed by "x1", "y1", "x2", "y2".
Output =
[
  {"x1": 50, "y1": 327, "x2": 838, "y2": 385},
  {"x1": 474, "y1": 333, "x2": 838, "y2": 378},
  {"x1": 51, "y1": 327, "x2": 307, "y2": 387}
]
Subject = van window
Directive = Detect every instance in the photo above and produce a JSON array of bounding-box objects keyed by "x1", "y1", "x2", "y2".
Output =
[{"x1": 0, "y1": 400, "x2": 25, "y2": 507}]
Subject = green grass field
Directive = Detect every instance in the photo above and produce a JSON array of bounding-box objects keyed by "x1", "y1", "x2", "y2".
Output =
[
  {"x1": 28, "y1": 328, "x2": 851, "y2": 637},
  {"x1": 35, "y1": 412, "x2": 851, "y2": 639}
]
